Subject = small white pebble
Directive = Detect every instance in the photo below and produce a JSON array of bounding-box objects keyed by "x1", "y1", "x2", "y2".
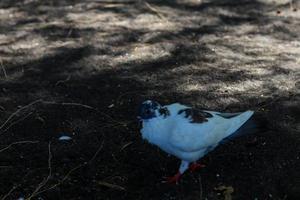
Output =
[
  {"x1": 59, "y1": 136, "x2": 72, "y2": 141},
  {"x1": 216, "y1": 173, "x2": 220, "y2": 177},
  {"x1": 269, "y1": 194, "x2": 273, "y2": 198},
  {"x1": 17, "y1": 198, "x2": 24, "y2": 200}
]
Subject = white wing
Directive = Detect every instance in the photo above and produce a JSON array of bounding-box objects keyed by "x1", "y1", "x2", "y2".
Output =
[{"x1": 169, "y1": 110, "x2": 254, "y2": 153}]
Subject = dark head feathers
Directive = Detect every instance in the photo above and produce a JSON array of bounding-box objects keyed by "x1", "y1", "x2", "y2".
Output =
[{"x1": 138, "y1": 100, "x2": 161, "y2": 120}]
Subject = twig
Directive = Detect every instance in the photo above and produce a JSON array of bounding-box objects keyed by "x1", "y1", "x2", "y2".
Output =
[
  {"x1": 0, "y1": 111, "x2": 33, "y2": 134},
  {"x1": 89, "y1": 140, "x2": 105, "y2": 163},
  {"x1": 0, "y1": 99, "x2": 42, "y2": 131},
  {"x1": 26, "y1": 142, "x2": 52, "y2": 200},
  {"x1": 0, "y1": 99, "x2": 124, "y2": 132},
  {"x1": 100, "y1": 119, "x2": 134, "y2": 130},
  {"x1": 0, "y1": 58, "x2": 7, "y2": 79},
  {"x1": 97, "y1": 181, "x2": 126, "y2": 191},
  {"x1": 32, "y1": 163, "x2": 84, "y2": 196},
  {"x1": 41, "y1": 101, "x2": 127, "y2": 126},
  {"x1": 0, "y1": 140, "x2": 39, "y2": 153},
  {"x1": 29, "y1": 140, "x2": 105, "y2": 196},
  {"x1": 66, "y1": 29, "x2": 73, "y2": 38},
  {"x1": 55, "y1": 75, "x2": 71, "y2": 86},
  {"x1": 0, "y1": 170, "x2": 33, "y2": 199},
  {"x1": 144, "y1": 1, "x2": 166, "y2": 19},
  {"x1": 198, "y1": 175, "x2": 203, "y2": 200},
  {"x1": 120, "y1": 141, "x2": 133, "y2": 151},
  {"x1": 101, "y1": 2, "x2": 127, "y2": 8},
  {"x1": 0, "y1": 98, "x2": 124, "y2": 140},
  {"x1": 0, "y1": 99, "x2": 97, "y2": 134},
  {"x1": 42, "y1": 101, "x2": 137, "y2": 126},
  {"x1": 41, "y1": 101, "x2": 95, "y2": 110},
  {"x1": 0, "y1": 166, "x2": 12, "y2": 168},
  {"x1": 95, "y1": 111, "x2": 127, "y2": 127},
  {"x1": 1, "y1": 184, "x2": 19, "y2": 200}
]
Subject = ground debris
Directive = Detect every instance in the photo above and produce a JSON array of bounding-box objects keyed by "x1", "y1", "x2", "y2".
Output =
[{"x1": 215, "y1": 185, "x2": 234, "y2": 200}]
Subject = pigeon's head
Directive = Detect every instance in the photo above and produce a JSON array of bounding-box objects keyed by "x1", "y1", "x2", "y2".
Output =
[{"x1": 138, "y1": 100, "x2": 161, "y2": 120}]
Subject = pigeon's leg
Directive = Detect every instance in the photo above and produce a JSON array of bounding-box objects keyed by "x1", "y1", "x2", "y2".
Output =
[
  {"x1": 189, "y1": 162, "x2": 206, "y2": 172},
  {"x1": 165, "y1": 160, "x2": 189, "y2": 184}
]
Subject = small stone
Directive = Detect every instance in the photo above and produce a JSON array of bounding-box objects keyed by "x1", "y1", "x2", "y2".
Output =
[{"x1": 59, "y1": 136, "x2": 72, "y2": 141}]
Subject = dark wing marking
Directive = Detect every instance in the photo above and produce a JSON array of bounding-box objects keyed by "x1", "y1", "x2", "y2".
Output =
[
  {"x1": 159, "y1": 107, "x2": 170, "y2": 118},
  {"x1": 178, "y1": 108, "x2": 212, "y2": 123},
  {"x1": 216, "y1": 112, "x2": 242, "y2": 119}
]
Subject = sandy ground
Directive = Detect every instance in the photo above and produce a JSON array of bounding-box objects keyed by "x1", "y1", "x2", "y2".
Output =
[{"x1": 0, "y1": 0, "x2": 299, "y2": 199}]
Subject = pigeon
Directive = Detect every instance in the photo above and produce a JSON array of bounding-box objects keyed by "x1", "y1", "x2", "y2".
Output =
[{"x1": 138, "y1": 100, "x2": 255, "y2": 184}]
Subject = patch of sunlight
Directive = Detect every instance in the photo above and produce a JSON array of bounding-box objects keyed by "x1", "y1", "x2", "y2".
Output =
[
  {"x1": 0, "y1": 32, "x2": 26, "y2": 45},
  {"x1": 0, "y1": 8, "x2": 26, "y2": 22},
  {"x1": 114, "y1": 42, "x2": 175, "y2": 64},
  {"x1": 269, "y1": 74, "x2": 299, "y2": 92},
  {"x1": 217, "y1": 35, "x2": 300, "y2": 63},
  {"x1": 67, "y1": 12, "x2": 121, "y2": 29},
  {"x1": 279, "y1": 61, "x2": 300, "y2": 72},
  {"x1": 257, "y1": 0, "x2": 290, "y2": 5},
  {"x1": 242, "y1": 35, "x2": 300, "y2": 54},
  {"x1": 215, "y1": 97, "x2": 241, "y2": 106},
  {"x1": 248, "y1": 66, "x2": 275, "y2": 76},
  {"x1": 177, "y1": 75, "x2": 219, "y2": 93},
  {"x1": 275, "y1": 43, "x2": 300, "y2": 56},
  {"x1": 184, "y1": 83, "x2": 208, "y2": 91},
  {"x1": 219, "y1": 73, "x2": 298, "y2": 96},
  {"x1": 0, "y1": 34, "x2": 48, "y2": 63},
  {"x1": 234, "y1": 24, "x2": 257, "y2": 35},
  {"x1": 10, "y1": 37, "x2": 44, "y2": 50},
  {"x1": 220, "y1": 80, "x2": 265, "y2": 93},
  {"x1": 66, "y1": 5, "x2": 180, "y2": 32},
  {"x1": 212, "y1": 45, "x2": 255, "y2": 62},
  {"x1": 117, "y1": 14, "x2": 179, "y2": 31}
]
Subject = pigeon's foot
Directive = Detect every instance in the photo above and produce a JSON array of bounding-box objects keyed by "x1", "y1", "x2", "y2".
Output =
[
  {"x1": 164, "y1": 172, "x2": 181, "y2": 184},
  {"x1": 189, "y1": 162, "x2": 206, "y2": 172}
]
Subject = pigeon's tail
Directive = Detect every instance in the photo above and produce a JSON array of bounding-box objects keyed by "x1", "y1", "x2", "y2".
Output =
[
  {"x1": 220, "y1": 111, "x2": 267, "y2": 144},
  {"x1": 225, "y1": 110, "x2": 254, "y2": 136}
]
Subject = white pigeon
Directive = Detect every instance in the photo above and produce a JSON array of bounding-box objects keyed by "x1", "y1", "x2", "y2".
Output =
[{"x1": 138, "y1": 100, "x2": 254, "y2": 183}]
